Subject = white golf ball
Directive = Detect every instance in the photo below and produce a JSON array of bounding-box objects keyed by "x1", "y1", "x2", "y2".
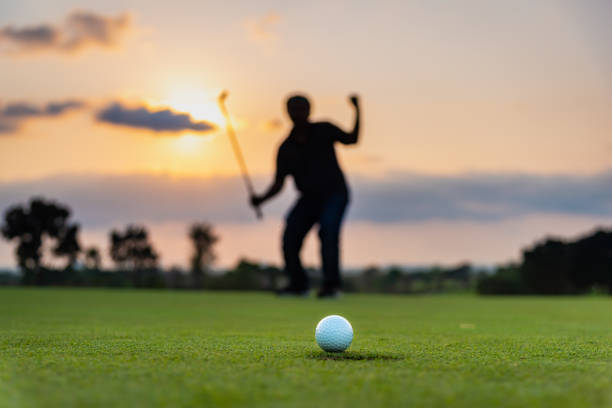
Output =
[{"x1": 315, "y1": 315, "x2": 353, "y2": 352}]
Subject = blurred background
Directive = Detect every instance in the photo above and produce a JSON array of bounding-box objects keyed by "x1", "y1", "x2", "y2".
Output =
[{"x1": 1, "y1": 0, "x2": 611, "y2": 293}]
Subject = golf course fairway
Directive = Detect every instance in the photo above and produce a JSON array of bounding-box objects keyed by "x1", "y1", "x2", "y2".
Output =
[{"x1": 1, "y1": 288, "x2": 610, "y2": 407}]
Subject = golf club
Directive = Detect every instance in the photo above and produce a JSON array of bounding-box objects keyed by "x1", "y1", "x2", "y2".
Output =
[{"x1": 217, "y1": 90, "x2": 263, "y2": 219}]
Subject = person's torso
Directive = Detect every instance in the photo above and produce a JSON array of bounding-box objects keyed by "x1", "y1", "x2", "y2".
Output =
[{"x1": 280, "y1": 122, "x2": 347, "y2": 196}]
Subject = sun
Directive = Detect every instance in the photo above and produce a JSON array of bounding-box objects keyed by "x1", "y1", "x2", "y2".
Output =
[
  {"x1": 157, "y1": 85, "x2": 225, "y2": 126},
  {"x1": 144, "y1": 84, "x2": 249, "y2": 161},
  {"x1": 143, "y1": 85, "x2": 226, "y2": 156}
]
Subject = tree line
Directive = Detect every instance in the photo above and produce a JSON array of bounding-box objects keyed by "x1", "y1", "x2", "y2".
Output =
[
  {"x1": 0, "y1": 197, "x2": 480, "y2": 292},
  {"x1": 1, "y1": 197, "x2": 611, "y2": 295}
]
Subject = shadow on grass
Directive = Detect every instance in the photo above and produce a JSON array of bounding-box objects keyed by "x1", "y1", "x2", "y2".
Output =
[{"x1": 306, "y1": 350, "x2": 404, "y2": 361}]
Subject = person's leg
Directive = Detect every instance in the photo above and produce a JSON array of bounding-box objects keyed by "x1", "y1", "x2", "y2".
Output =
[
  {"x1": 318, "y1": 189, "x2": 349, "y2": 290},
  {"x1": 282, "y1": 196, "x2": 318, "y2": 290}
]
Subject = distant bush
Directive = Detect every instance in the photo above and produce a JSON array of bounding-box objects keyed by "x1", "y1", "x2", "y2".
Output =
[
  {"x1": 344, "y1": 263, "x2": 475, "y2": 295},
  {"x1": 204, "y1": 259, "x2": 282, "y2": 291},
  {"x1": 18, "y1": 267, "x2": 165, "y2": 288},
  {"x1": 0, "y1": 272, "x2": 20, "y2": 286},
  {"x1": 476, "y1": 265, "x2": 525, "y2": 295}
]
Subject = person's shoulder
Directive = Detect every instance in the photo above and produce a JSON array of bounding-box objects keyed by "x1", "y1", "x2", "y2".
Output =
[
  {"x1": 312, "y1": 121, "x2": 342, "y2": 138},
  {"x1": 312, "y1": 121, "x2": 337, "y2": 129}
]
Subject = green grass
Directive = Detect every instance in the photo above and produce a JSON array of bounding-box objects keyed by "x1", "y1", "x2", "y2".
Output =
[{"x1": 0, "y1": 288, "x2": 610, "y2": 407}]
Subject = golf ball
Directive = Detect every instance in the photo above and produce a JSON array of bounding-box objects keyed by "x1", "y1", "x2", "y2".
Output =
[{"x1": 315, "y1": 315, "x2": 353, "y2": 352}]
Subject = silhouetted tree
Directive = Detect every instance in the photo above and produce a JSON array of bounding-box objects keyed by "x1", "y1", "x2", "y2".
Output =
[
  {"x1": 189, "y1": 223, "x2": 218, "y2": 287},
  {"x1": 520, "y1": 238, "x2": 575, "y2": 294},
  {"x1": 1, "y1": 197, "x2": 80, "y2": 271},
  {"x1": 109, "y1": 225, "x2": 158, "y2": 270},
  {"x1": 84, "y1": 246, "x2": 102, "y2": 270},
  {"x1": 571, "y1": 230, "x2": 612, "y2": 293},
  {"x1": 53, "y1": 224, "x2": 81, "y2": 269}
]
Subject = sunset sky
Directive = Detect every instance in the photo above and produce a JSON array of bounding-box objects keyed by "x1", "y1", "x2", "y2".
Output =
[{"x1": 1, "y1": 0, "x2": 611, "y2": 269}]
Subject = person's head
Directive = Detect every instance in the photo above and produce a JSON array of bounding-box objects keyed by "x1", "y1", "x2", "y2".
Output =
[{"x1": 286, "y1": 94, "x2": 310, "y2": 125}]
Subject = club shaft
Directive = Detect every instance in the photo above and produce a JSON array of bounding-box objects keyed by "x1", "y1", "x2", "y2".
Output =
[{"x1": 218, "y1": 96, "x2": 262, "y2": 219}]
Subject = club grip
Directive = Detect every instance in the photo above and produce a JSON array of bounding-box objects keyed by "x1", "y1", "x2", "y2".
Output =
[{"x1": 254, "y1": 206, "x2": 263, "y2": 219}]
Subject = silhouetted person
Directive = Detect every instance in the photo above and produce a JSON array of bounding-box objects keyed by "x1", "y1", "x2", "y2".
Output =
[{"x1": 251, "y1": 93, "x2": 360, "y2": 298}]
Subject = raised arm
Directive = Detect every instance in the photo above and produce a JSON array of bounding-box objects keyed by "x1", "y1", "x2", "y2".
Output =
[{"x1": 335, "y1": 94, "x2": 360, "y2": 145}]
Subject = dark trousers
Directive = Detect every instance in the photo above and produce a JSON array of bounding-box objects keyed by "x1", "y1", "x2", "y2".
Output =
[{"x1": 282, "y1": 189, "x2": 349, "y2": 289}]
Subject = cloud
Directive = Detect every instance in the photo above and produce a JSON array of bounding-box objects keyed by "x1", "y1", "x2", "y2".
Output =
[
  {"x1": 47, "y1": 101, "x2": 86, "y2": 115},
  {"x1": 0, "y1": 10, "x2": 130, "y2": 55},
  {"x1": 1, "y1": 100, "x2": 85, "y2": 117},
  {"x1": 1, "y1": 171, "x2": 612, "y2": 227},
  {"x1": 245, "y1": 13, "x2": 281, "y2": 46},
  {"x1": 0, "y1": 173, "x2": 261, "y2": 227},
  {"x1": 0, "y1": 99, "x2": 215, "y2": 135},
  {"x1": 96, "y1": 102, "x2": 215, "y2": 133},
  {"x1": 350, "y1": 172, "x2": 612, "y2": 222},
  {"x1": 0, "y1": 100, "x2": 86, "y2": 134},
  {"x1": 0, "y1": 26, "x2": 58, "y2": 50}
]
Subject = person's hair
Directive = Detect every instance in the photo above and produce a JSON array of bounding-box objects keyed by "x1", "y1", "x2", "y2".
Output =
[{"x1": 286, "y1": 95, "x2": 310, "y2": 111}]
